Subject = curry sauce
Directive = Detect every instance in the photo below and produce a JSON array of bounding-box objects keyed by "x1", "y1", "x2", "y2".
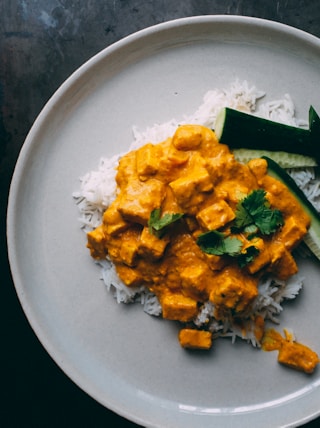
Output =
[
  {"x1": 86, "y1": 124, "x2": 316, "y2": 372},
  {"x1": 262, "y1": 328, "x2": 319, "y2": 374}
]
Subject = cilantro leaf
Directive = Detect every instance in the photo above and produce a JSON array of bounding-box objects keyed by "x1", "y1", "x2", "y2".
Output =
[
  {"x1": 233, "y1": 189, "x2": 284, "y2": 235},
  {"x1": 148, "y1": 208, "x2": 161, "y2": 230},
  {"x1": 232, "y1": 202, "x2": 254, "y2": 231},
  {"x1": 148, "y1": 208, "x2": 184, "y2": 237},
  {"x1": 254, "y1": 208, "x2": 284, "y2": 235},
  {"x1": 242, "y1": 188, "x2": 267, "y2": 215},
  {"x1": 197, "y1": 230, "x2": 260, "y2": 267},
  {"x1": 223, "y1": 236, "x2": 244, "y2": 256},
  {"x1": 196, "y1": 230, "x2": 243, "y2": 256}
]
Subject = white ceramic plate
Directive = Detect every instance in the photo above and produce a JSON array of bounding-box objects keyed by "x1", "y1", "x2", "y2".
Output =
[{"x1": 7, "y1": 16, "x2": 320, "y2": 428}]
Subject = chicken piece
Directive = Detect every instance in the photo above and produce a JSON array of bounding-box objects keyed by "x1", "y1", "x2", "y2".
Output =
[
  {"x1": 103, "y1": 200, "x2": 129, "y2": 237},
  {"x1": 117, "y1": 178, "x2": 166, "y2": 225},
  {"x1": 139, "y1": 226, "x2": 169, "y2": 260},
  {"x1": 119, "y1": 239, "x2": 140, "y2": 267},
  {"x1": 169, "y1": 167, "x2": 213, "y2": 214},
  {"x1": 167, "y1": 145, "x2": 190, "y2": 167},
  {"x1": 278, "y1": 340, "x2": 319, "y2": 374},
  {"x1": 172, "y1": 124, "x2": 204, "y2": 150},
  {"x1": 205, "y1": 152, "x2": 241, "y2": 185},
  {"x1": 160, "y1": 292, "x2": 198, "y2": 322},
  {"x1": 180, "y1": 263, "x2": 211, "y2": 300},
  {"x1": 247, "y1": 158, "x2": 268, "y2": 181},
  {"x1": 87, "y1": 225, "x2": 107, "y2": 259},
  {"x1": 179, "y1": 329, "x2": 212, "y2": 350},
  {"x1": 136, "y1": 143, "x2": 159, "y2": 180},
  {"x1": 115, "y1": 264, "x2": 144, "y2": 288},
  {"x1": 198, "y1": 126, "x2": 220, "y2": 153},
  {"x1": 279, "y1": 216, "x2": 308, "y2": 251},
  {"x1": 158, "y1": 186, "x2": 181, "y2": 218},
  {"x1": 210, "y1": 266, "x2": 258, "y2": 319},
  {"x1": 148, "y1": 138, "x2": 189, "y2": 183},
  {"x1": 268, "y1": 242, "x2": 298, "y2": 280},
  {"x1": 196, "y1": 200, "x2": 235, "y2": 231},
  {"x1": 115, "y1": 151, "x2": 137, "y2": 187}
]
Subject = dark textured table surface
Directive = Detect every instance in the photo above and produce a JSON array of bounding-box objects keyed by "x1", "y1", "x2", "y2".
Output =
[{"x1": 2, "y1": 1, "x2": 320, "y2": 427}]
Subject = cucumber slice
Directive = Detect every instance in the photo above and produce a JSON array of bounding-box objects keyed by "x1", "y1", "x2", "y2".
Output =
[
  {"x1": 262, "y1": 156, "x2": 320, "y2": 261},
  {"x1": 233, "y1": 148, "x2": 317, "y2": 168},
  {"x1": 309, "y1": 105, "x2": 320, "y2": 135},
  {"x1": 215, "y1": 107, "x2": 320, "y2": 162}
]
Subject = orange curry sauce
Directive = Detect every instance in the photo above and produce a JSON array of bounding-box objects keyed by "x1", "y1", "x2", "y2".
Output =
[{"x1": 87, "y1": 124, "x2": 318, "y2": 373}]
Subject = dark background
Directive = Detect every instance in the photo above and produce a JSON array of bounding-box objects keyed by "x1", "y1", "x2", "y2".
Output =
[{"x1": 2, "y1": 1, "x2": 320, "y2": 427}]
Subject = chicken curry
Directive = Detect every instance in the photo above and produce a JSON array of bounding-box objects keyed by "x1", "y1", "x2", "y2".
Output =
[{"x1": 87, "y1": 124, "x2": 318, "y2": 373}]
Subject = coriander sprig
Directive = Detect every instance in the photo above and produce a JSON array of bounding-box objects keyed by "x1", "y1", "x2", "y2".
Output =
[
  {"x1": 148, "y1": 208, "x2": 184, "y2": 238},
  {"x1": 231, "y1": 189, "x2": 284, "y2": 235},
  {"x1": 196, "y1": 230, "x2": 259, "y2": 267},
  {"x1": 196, "y1": 230, "x2": 242, "y2": 256}
]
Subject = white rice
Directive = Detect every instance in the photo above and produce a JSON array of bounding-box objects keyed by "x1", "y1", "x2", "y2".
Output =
[{"x1": 73, "y1": 80, "x2": 320, "y2": 347}]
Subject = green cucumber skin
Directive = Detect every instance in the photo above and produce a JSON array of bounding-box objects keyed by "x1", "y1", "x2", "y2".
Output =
[
  {"x1": 215, "y1": 108, "x2": 319, "y2": 161},
  {"x1": 309, "y1": 105, "x2": 320, "y2": 136},
  {"x1": 233, "y1": 148, "x2": 317, "y2": 168},
  {"x1": 262, "y1": 156, "x2": 320, "y2": 261}
]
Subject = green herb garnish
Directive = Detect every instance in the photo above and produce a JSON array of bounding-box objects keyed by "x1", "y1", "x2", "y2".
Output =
[
  {"x1": 148, "y1": 208, "x2": 184, "y2": 237},
  {"x1": 196, "y1": 230, "x2": 259, "y2": 267},
  {"x1": 232, "y1": 189, "x2": 284, "y2": 235},
  {"x1": 196, "y1": 230, "x2": 243, "y2": 257}
]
